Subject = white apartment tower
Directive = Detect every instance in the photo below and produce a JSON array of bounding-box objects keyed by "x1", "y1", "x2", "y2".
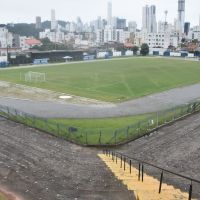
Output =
[
  {"x1": 142, "y1": 5, "x2": 149, "y2": 32},
  {"x1": 107, "y1": 1, "x2": 112, "y2": 27},
  {"x1": 142, "y1": 5, "x2": 157, "y2": 33},
  {"x1": 51, "y1": 9, "x2": 57, "y2": 30},
  {"x1": 178, "y1": 0, "x2": 185, "y2": 34}
]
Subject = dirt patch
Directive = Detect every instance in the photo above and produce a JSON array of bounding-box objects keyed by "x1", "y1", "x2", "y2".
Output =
[
  {"x1": 0, "y1": 81, "x2": 108, "y2": 105},
  {"x1": 0, "y1": 117, "x2": 134, "y2": 200}
]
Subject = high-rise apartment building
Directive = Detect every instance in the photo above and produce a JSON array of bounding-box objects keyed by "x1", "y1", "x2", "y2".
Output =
[
  {"x1": 184, "y1": 22, "x2": 190, "y2": 36},
  {"x1": 142, "y1": 5, "x2": 157, "y2": 33},
  {"x1": 128, "y1": 21, "x2": 137, "y2": 33},
  {"x1": 107, "y1": 1, "x2": 112, "y2": 27},
  {"x1": 178, "y1": 0, "x2": 185, "y2": 34},
  {"x1": 51, "y1": 9, "x2": 57, "y2": 30},
  {"x1": 35, "y1": 16, "x2": 42, "y2": 29},
  {"x1": 112, "y1": 18, "x2": 126, "y2": 29}
]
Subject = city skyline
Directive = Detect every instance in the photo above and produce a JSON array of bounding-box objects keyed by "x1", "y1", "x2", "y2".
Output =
[{"x1": 0, "y1": 0, "x2": 200, "y2": 28}]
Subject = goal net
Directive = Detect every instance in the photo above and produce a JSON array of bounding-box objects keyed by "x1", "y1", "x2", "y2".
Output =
[{"x1": 24, "y1": 71, "x2": 46, "y2": 82}]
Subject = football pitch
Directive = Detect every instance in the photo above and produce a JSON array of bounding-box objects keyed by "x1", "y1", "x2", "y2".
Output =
[{"x1": 1, "y1": 57, "x2": 200, "y2": 102}]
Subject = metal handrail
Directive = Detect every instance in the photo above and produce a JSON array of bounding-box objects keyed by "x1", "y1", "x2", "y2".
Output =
[
  {"x1": 113, "y1": 151, "x2": 200, "y2": 184},
  {"x1": 104, "y1": 149, "x2": 200, "y2": 199}
]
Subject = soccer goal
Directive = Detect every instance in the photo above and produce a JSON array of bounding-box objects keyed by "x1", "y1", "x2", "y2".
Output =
[{"x1": 24, "y1": 71, "x2": 46, "y2": 82}]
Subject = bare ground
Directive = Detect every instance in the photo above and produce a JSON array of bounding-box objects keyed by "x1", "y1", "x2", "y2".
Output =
[
  {"x1": 0, "y1": 81, "x2": 108, "y2": 105},
  {"x1": 1, "y1": 113, "x2": 200, "y2": 199},
  {"x1": 0, "y1": 117, "x2": 134, "y2": 200},
  {"x1": 118, "y1": 112, "x2": 200, "y2": 198}
]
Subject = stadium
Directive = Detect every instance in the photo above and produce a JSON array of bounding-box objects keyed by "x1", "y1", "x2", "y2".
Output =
[{"x1": 0, "y1": 55, "x2": 200, "y2": 200}]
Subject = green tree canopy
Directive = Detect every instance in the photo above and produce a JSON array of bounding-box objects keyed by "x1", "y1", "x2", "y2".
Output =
[
  {"x1": 140, "y1": 43, "x2": 149, "y2": 56},
  {"x1": 132, "y1": 46, "x2": 139, "y2": 55}
]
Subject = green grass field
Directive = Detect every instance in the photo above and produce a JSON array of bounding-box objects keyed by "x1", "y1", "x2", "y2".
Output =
[
  {"x1": 1, "y1": 57, "x2": 200, "y2": 102},
  {"x1": 50, "y1": 114, "x2": 150, "y2": 133},
  {"x1": 1, "y1": 99, "x2": 197, "y2": 145}
]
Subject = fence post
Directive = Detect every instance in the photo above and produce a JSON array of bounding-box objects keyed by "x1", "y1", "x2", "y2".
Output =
[
  {"x1": 99, "y1": 131, "x2": 102, "y2": 145},
  {"x1": 138, "y1": 122, "x2": 140, "y2": 136},
  {"x1": 173, "y1": 107, "x2": 176, "y2": 121},
  {"x1": 45, "y1": 119, "x2": 48, "y2": 130},
  {"x1": 126, "y1": 126, "x2": 129, "y2": 140},
  {"x1": 7, "y1": 107, "x2": 10, "y2": 116},
  {"x1": 156, "y1": 112, "x2": 159, "y2": 127},
  {"x1": 57, "y1": 124, "x2": 60, "y2": 135},
  {"x1": 129, "y1": 160, "x2": 132, "y2": 174},
  {"x1": 114, "y1": 131, "x2": 117, "y2": 145},
  {"x1": 85, "y1": 132, "x2": 88, "y2": 145},
  {"x1": 15, "y1": 109, "x2": 18, "y2": 119},
  {"x1": 31, "y1": 116, "x2": 35, "y2": 126}
]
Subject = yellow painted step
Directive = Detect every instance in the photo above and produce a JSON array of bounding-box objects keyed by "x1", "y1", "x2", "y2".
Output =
[{"x1": 99, "y1": 154, "x2": 196, "y2": 200}]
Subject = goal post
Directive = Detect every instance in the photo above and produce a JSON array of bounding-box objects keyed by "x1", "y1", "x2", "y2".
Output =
[{"x1": 24, "y1": 71, "x2": 46, "y2": 83}]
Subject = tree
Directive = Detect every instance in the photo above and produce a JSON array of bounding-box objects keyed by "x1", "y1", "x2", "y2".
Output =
[
  {"x1": 140, "y1": 43, "x2": 149, "y2": 56},
  {"x1": 192, "y1": 39, "x2": 199, "y2": 44},
  {"x1": 31, "y1": 37, "x2": 74, "y2": 51},
  {"x1": 132, "y1": 46, "x2": 139, "y2": 55}
]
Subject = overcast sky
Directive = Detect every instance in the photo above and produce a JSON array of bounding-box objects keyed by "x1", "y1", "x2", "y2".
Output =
[{"x1": 1, "y1": 0, "x2": 200, "y2": 28}]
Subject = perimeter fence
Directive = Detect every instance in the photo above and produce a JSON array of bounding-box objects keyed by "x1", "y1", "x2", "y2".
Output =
[{"x1": 0, "y1": 100, "x2": 200, "y2": 146}]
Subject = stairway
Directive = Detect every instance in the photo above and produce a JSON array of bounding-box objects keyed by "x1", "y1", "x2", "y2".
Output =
[{"x1": 99, "y1": 153, "x2": 196, "y2": 200}]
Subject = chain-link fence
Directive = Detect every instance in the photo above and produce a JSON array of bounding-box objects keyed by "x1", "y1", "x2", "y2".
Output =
[{"x1": 0, "y1": 100, "x2": 200, "y2": 146}]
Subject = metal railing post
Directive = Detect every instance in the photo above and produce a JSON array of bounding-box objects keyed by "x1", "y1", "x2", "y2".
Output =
[
  {"x1": 188, "y1": 183, "x2": 193, "y2": 200},
  {"x1": 124, "y1": 157, "x2": 126, "y2": 171},
  {"x1": 138, "y1": 163, "x2": 141, "y2": 181},
  {"x1": 159, "y1": 171, "x2": 164, "y2": 193},
  {"x1": 142, "y1": 164, "x2": 144, "y2": 182}
]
